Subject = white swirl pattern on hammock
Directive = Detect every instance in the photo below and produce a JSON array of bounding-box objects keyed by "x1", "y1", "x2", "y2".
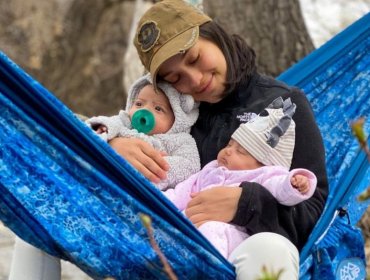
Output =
[
  {"x1": 300, "y1": 36, "x2": 370, "y2": 231},
  {"x1": 0, "y1": 54, "x2": 231, "y2": 279}
]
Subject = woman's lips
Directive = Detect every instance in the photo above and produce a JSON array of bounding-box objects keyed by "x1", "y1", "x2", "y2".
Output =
[{"x1": 197, "y1": 75, "x2": 213, "y2": 94}]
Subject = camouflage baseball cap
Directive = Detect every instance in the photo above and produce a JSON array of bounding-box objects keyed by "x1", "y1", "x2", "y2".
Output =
[{"x1": 134, "y1": 0, "x2": 211, "y2": 90}]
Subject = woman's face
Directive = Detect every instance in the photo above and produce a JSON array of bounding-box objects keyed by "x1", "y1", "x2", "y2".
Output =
[{"x1": 158, "y1": 38, "x2": 227, "y2": 103}]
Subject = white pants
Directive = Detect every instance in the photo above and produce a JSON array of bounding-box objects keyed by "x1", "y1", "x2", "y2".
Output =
[
  {"x1": 9, "y1": 238, "x2": 61, "y2": 280},
  {"x1": 229, "y1": 232, "x2": 299, "y2": 280},
  {"x1": 10, "y1": 232, "x2": 298, "y2": 280}
]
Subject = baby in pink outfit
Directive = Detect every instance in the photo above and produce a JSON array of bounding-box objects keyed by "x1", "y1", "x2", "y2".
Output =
[{"x1": 163, "y1": 97, "x2": 317, "y2": 259}]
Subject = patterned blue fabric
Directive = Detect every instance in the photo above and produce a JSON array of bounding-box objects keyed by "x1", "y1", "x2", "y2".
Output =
[
  {"x1": 279, "y1": 12, "x2": 370, "y2": 279},
  {"x1": 0, "y1": 55, "x2": 234, "y2": 279},
  {"x1": 0, "y1": 12, "x2": 369, "y2": 280}
]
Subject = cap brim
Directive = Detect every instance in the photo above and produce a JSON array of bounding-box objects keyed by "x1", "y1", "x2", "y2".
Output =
[{"x1": 150, "y1": 26, "x2": 199, "y2": 91}]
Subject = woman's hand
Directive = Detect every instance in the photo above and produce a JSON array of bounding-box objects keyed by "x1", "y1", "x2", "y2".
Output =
[
  {"x1": 109, "y1": 137, "x2": 169, "y2": 183},
  {"x1": 185, "y1": 187, "x2": 242, "y2": 228}
]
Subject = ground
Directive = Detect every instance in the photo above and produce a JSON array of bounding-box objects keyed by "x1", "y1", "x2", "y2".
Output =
[
  {"x1": 0, "y1": 223, "x2": 91, "y2": 280},
  {"x1": 1, "y1": 221, "x2": 370, "y2": 278}
]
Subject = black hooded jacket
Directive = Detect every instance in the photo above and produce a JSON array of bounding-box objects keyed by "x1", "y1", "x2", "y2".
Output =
[{"x1": 190, "y1": 72, "x2": 328, "y2": 251}]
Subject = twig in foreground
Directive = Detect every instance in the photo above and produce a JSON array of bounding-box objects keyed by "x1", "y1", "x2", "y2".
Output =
[{"x1": 140, "y1": 213, "x2": 178, "y2": 280}]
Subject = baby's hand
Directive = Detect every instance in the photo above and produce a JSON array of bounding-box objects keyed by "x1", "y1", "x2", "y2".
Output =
[
  {"x1": 291, "y1": 174, "x2": 310, "y2": 194},
  {"x1": 93, "y1": 124, "x2": 108, "y2": 134}
]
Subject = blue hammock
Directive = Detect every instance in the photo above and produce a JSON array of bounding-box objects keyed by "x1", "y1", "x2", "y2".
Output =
[
  {"x1": 0, "y1": 12, "x2": 370, "y2": 280},
  {"x1": 278, "y1": 12, "x2": 370, "y2": 279}
]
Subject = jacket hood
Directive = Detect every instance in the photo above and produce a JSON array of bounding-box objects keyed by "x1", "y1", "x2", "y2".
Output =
[{"x1": 125, "y1": 74, "x2": 199, "y2": 134}]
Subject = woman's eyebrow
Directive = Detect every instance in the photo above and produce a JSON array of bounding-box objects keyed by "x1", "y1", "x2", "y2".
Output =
[{"x1": 159, "y1": 52, "x2": 189, "y2": 78}]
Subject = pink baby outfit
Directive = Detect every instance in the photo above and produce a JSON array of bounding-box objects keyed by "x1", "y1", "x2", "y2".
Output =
[{"x1": 163, "y1": 160, "x2": 316, "y2": 259}]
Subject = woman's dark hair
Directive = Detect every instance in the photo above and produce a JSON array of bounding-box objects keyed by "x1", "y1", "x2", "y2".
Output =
[{"x1": 199, "y1": 21, "x2": 256, "y2": 94}]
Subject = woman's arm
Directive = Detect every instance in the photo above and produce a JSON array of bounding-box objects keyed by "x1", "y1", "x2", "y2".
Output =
[
  {"x1": 109, "y1": 137, "x2": 169, "y2": 183},
  {"x1": 186, "y1": 90, "x2": 328, "y2": 250}
]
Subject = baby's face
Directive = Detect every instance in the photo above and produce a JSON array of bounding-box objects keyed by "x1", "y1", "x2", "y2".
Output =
[
  {"x1": 129, "y1": 85, "x2": 175, "y2": 135},
  {"x1": 217, "y1": 139, "x2": 263, "y2": 170}
]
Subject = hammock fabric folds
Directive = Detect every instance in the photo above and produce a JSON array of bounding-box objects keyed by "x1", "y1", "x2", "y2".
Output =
[
  {"x1": 1, "y1": 12, "x2": 370, "y2": 280},
  {"x1": 0, "y1": 49, "x2": 234, "y2": 279},
  {"x1": 278, "y1": 12, "x2": 370, "y2": 279}
]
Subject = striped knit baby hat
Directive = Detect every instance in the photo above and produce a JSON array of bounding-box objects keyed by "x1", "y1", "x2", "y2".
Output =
[{"x1": 231, "y1": 97, "x2": 296, "y2": 169}]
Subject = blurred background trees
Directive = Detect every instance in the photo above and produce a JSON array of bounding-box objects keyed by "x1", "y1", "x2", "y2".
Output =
[
  {"x1": 0, "y1": 0, "x2": 367, "y2": 117},
  {"x1": 0, "y1": 0, "x2": 314, "y2": 117}
]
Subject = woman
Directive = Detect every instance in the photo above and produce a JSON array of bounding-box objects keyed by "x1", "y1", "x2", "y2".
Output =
[
  {"x1": 110, "y1": 0, "x2": 328, "y2": 279},
  {"x1": 9, "y1": 1, "x2": 328, "y2": 279}
]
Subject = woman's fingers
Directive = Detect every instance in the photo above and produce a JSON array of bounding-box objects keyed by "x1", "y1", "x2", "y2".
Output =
[
  {"x1": 138, "y1": 141, "x2": 169, "y2": 182},
  {"x1": 185, "y1": 187, "x2": 242, "y2": 225},
  {"x1": 132, "y1": 159, "x2": 163, "y2": 183},
  {"x1": 190, "y1": 215, "x2": 210, "y2": 228},
  {"x1": 109, "y1": 137, "x2": 168, "y2": 183},
  {"x1": 185, "y1": 203, "x2": 210, "y2": 228},
  {"x1": 134, "y1": 152, "x2": 168, "y2": 183}
]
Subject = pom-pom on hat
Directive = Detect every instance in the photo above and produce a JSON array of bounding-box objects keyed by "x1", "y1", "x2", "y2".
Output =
[
  {"x1": 134, "y1": 0, "x2": 211, "y2": 92},
  {"x1": 231, "y1": 97, "x2": 297, "y2": 169}
]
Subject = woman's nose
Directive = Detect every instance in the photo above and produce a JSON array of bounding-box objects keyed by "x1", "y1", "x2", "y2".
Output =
[{"x1": 187, "y1": 68, "x2": 203, "y2": 89}]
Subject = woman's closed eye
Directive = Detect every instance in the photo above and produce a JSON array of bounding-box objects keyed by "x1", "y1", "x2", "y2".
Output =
[
  {"x1": 189, "y1": 54, "x2": 200, "y2": 65},
  {"x1": 164, "y1": 74, "x2": 180, "y2": 85}
]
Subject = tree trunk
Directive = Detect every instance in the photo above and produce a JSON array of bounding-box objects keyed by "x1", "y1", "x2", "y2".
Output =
[
  {"x1": 0, "y1": 0, "x2": 314, "y2": 115},
  {"x1": 0, "y1": 0, "x2": 138, "y2": 117},
  {"x1": 203, "y1": 0, "x2": 315, "y2": 77},
  {"x1": 39, "y1": 0, "x2": 135, "y2": 117}
]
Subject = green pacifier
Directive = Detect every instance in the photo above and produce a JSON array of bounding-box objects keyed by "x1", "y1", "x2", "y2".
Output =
[{"x1": 131, "y1": 109, "x2": 155, "y2": 134}]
